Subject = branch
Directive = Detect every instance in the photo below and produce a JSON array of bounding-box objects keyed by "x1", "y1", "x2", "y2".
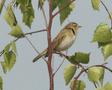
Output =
[
  {"x1": 47, "y1": 0, "x2": 54, "y2": 90},
  {"x1": 100, "y1": 0, "x2": 112, "y2": 29},
  {"x1": 52, "y1": 0, "x2": 76, "y2": 18},
  {"x1": 73, "y1": 63, "x2": 110, "y2": 89},
  {"x1": 39, "y1": 0, "x2": 54, "y2": 90},
  {"x1": 74, "y1": 69, "x2": 86, "y2": 80},
  {"x1": 74, "y1": 63, "x2": 110, "y2": 80},
  {"x1": 55, "y1": 52, "x2": 87, "y2": 69},
  {"x1": 0, "y1": 29, "x2": 47, "y2": 57}
]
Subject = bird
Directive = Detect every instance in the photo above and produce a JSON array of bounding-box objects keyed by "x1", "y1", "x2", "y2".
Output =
[{"x1": 33, "y1": 22, "x2": 81, "y2": 62}]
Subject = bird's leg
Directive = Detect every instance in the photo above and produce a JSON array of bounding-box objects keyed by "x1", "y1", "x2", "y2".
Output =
[
  {"x1": 65, "y1": 50, "x2": 68, "y2": 56},
  {"x1": 55, "y1": 50, "x2": 68, "y2": 57}
]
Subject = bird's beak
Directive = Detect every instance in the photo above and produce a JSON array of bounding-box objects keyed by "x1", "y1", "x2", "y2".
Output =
[{"x1": 78, "y1": 25, "x2": 82, "y2": 28}]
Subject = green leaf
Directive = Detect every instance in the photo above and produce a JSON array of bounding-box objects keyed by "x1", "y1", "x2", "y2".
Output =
[
  {"x1": 4, "y1": 51, "x2": 10, "y2": 65},
  {"x1": 92, "y1": 23, "x2": 111, "y2": 43},
  {"x1": 64, "y1": 64, "x2": 77, "y2": 85},
  {"x1": 58, "y1": 0, "x2": 73, "y2": 24},
  {"x1": 11, "y1": 41, "x2": 17, "y2": 54},
  {"x1": 98, "y1": 42, "x2": 111, "y2": 48},
  {"x1": 52, "y1": 0, "x2": 58, "y2": 11},
  {"x1": 70, "y1": 80, "x2": 86, "y2": 90},
  {"x1": 0, "y1": 0, "x2": 6, "y2": 14},
  {"x1": 4, "y1": 43, "x2": 11, "y2": 53},
  {"x1": 38, "y1": 0, "x2": 45, "y2": 9},
  {"x1": 15, "y1": 0, "x2": 34, "y2": 28},
  {"x1": 9, "y1": 25, "x2": 24, "y2": 38},
  {"x1": 99, "y1": 67, "x2": 105, "y2": 86},
  {"x1": 102, "y1": 43, "x2": 112, "y2": 59},
  {"x1": 0, "y1": 76, "x2": 3, "y2": 90},
  {"x1": 2, "y1": 43, "x2": 17, "y2": 73},
  {"x1": 4, "y1": 4, "x2": 17, "y2": 27},
  {"x1": 52, "y1": 0, "x2": 74, "y2": 24},
  {"x1": 3, "y1": 51, "x2": 16, "y2": 72},
  {"x1": 68, "y1": 52, "x2": 90, "y2": 64},
  {"x1": 88, "y1": 67, "x2": 104, "y2": 82},
  {"x1": 104, "y1": 83, "x2": 112, "y2": 90},
  {"x1": 95, "y1": 88, "x2": 105, "y2": 90},
  {"x1": 1, "y1": 62, "x2": 8, "y2": 74},
  {"x1": 52, "y1": 0, "x2": 64, "y2": 11},
  {"x1": 91, "y1": 0, "x2": 100, "y2": 10},
  {"x1": 2, "y1": 51, "x2": 10, "y2": 73},
  {"x1": 8, "y1": 51, "x2": 16, "y2": 71},
  {"x1": 4, "y1": 4, "x2": 24, "y2": 38},
  {"x1": 95, "y1": 83, "x2": 112, "y2": 90},
  {"x1": 4, "y1": 41, "x2": 17, "y2": 54}
]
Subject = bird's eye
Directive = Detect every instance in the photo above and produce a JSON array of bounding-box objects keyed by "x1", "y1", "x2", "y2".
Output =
[{"x1": 72, "y1": 23, "x2": 77, "y2": 26}]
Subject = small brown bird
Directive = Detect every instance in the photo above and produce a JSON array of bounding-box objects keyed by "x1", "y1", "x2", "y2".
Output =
[{"x1": 33, "y1": 22, "x2": 81, "y2": 62}]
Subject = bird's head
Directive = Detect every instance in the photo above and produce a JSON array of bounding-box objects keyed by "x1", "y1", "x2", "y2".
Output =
[{"x1": 65, "y1": 22, "x2": 82, "y2": 31}]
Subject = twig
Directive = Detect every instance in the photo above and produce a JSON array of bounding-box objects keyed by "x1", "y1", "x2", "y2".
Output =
[
  {"x1": 0, "y1": 29, "x2": 47, "y2": 57},
  {"x1": 75, "y1": 68, "x2": 87, "y2": 80},
  {"x1": 24, "y1": 29, "x2": 47, "y2": 61},
  {"x1": 53, "y1": 58, "x2": 65, "y2": 77},
  {"x1": 73, "y1": 63, "x2": 111, "y2": 90},
  {"x1": 93, "y1": 82, "x2": 97, "y2": 88},
  {"x1": 38, "y1": 0, "x2": 49, "y2": 63},
  {"x1": 24, "y1": 36, "x2": 47, "y2": 62},
  {"x1": 91, "y1": 65, "x2": 112, "y2": 73},
  {"x1": 0, "y1": 50, "x2": 4, "y2": 57},
  {"x1": 41, "y1": 7, "x2": 48, "y2": 27},
  {"x1": 24, "y1": 29, "x2": 47, "y2": 35},
  {"x1": 77, "y1": 63, "x2": 87, "y2": 73},
  {"x1": 74, "y1": 64, "x2": 112, "y2": 80},
  {"x1": 55, "y1": 52, "x2": 68, "y2": 58},
  {"x1": 100, "y1": 0, "x2": 112, "y2": 29},
  {"x1": 52, "y1": 0, "x2": 76, "y2": 18},
  {"x1": 52, "y1": 51, "x2": 68, "y2": 76},
  {"x1": 39, "y1": 0, "x2": 48, "y2": 27},
  {"x1": 55, "y1": 52, "x2": 88, "y2": 73},
  {"x1": 25, "y1": 36, "x2": 39, "y2": 53}
]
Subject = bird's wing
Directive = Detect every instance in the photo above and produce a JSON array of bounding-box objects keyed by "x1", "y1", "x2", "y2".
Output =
[{"x1": 52, "y1": 30, "x2": 67, "y2": 50}]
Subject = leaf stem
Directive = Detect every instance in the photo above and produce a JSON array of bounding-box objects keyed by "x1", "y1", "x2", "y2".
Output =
[
  {"x1": 53, "y1": 58, "x2": 65, "y2": 77},
  {"x1": 100, "y1": 0, "x2": 112, "y2": 29},
  {"x1": 40, "y1": 3, "x2": 48, "y2": 27}
]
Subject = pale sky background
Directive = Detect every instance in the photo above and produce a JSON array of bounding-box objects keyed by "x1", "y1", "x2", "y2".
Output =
[{"x1": 0, "y1": 0, "x2": 112, "y2": 90}]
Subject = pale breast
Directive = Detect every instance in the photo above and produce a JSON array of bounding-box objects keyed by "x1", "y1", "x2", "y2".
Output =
[{"x1": 56, "y1": 35, "x2": 76, "y2": 51}]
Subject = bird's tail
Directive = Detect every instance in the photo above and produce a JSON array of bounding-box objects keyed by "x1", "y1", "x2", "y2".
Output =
[{"x1": 33, "y1": 49, "x2": 47, "y2": 63}]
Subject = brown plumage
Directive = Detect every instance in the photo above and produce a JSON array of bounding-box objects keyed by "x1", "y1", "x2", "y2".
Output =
[{"x1": 33, "y1": 22, "x2": 81, "y2": 62}]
